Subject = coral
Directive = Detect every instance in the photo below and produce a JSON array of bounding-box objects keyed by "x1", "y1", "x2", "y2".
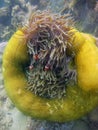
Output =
[
  {"x1": 0, "y1": 0, "x2": 36, "y2": 42},
  {"x1": 69, "y1": 0, "x2": 98, "y2": 36}
]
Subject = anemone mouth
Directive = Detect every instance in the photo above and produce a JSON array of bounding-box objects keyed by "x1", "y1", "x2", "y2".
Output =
[{"x1": 23, "y1": 10, "x2": 77, "y2": 99}]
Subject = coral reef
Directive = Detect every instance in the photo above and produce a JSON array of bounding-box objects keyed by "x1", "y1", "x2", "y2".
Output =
[
  {"x1": 0, "y1": 0, "x2": 36, "y2": 42},
  {"x1": 0, "y1": 0, "x2": 98, "y2": 42},
  {"x1": 69, "y1": 0, "x2": 98, "y2": 36},
  {"x1": 0, "y1": 0, "x2": 98, "y2": 130}
]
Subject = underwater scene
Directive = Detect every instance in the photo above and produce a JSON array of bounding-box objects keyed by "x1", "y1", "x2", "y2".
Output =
[{"x1": 0, "y1": 0, "x2": 98, "y2": 130}]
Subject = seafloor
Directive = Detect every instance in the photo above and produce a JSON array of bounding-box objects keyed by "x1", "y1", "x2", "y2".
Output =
[{"x1": 0, "y1": 0, "x2": 98, "y2": 130}]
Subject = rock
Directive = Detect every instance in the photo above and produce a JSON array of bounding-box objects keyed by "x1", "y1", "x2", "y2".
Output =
[
  {"x1": 72, "y1": 120, "x2": 89, "y2": 130},
  {"x1": 89, "y1": 107, "x2": 98, "y2": 122}
]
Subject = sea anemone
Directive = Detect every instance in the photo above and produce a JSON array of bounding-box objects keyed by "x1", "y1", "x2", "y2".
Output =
[
  {"x1": 2, "y1": 10, "x2": 98, "y2": 122},
  {"x1": 22, "y1": 10, "x2": 75, "y2": 99}
]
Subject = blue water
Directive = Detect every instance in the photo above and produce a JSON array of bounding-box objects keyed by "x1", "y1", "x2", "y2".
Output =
[{"x1": 0, "y1": 0, "x2": 6, "y2": 7}]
